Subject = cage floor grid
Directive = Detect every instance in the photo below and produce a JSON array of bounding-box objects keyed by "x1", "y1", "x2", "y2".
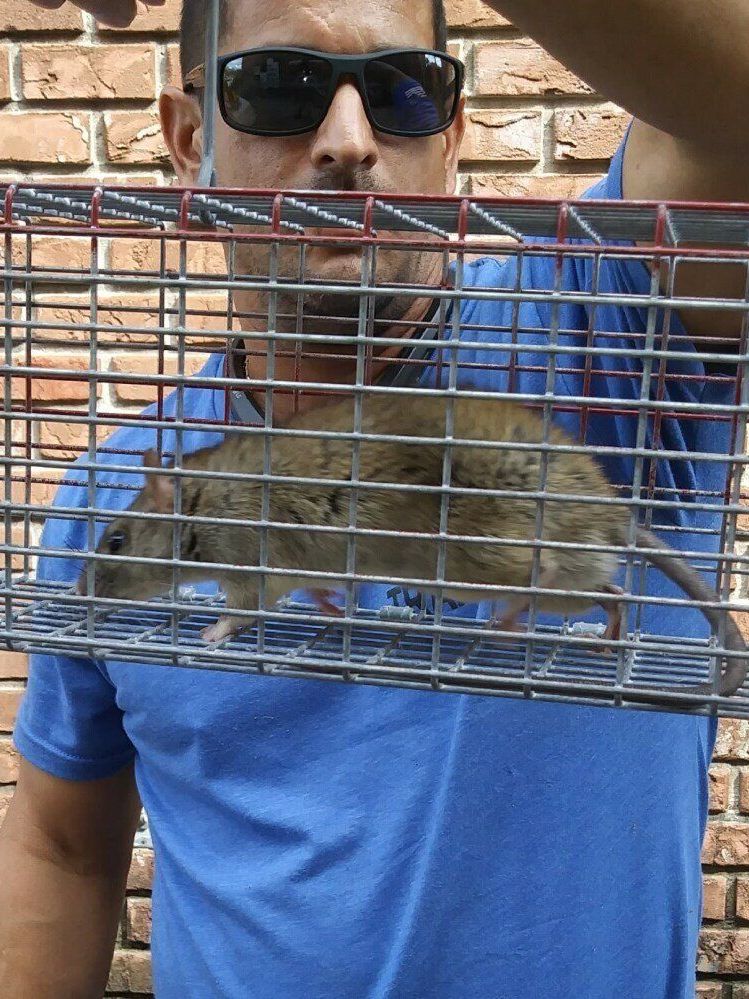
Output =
[{"x1": 2, "y1": 580, "x2": 744, "y2": 718}]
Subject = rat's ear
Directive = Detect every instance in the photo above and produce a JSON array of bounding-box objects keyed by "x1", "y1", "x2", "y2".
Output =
[{"x1": 142, "y1": 449, "x2": 174, "y2": 513}]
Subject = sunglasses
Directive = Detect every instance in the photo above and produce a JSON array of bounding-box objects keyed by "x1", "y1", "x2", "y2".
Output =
[{"x1": 184, "y1": 47, "x2": 464, "y2": 138}]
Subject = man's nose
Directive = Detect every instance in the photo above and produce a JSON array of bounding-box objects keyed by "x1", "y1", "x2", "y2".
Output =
[{"x1": 310, "y1": 81, "x2": 379, "y2": 174}]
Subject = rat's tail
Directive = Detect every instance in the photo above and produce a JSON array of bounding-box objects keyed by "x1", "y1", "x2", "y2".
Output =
[{"x1": 636, "y1": 527, "x2": 747, "y2": 696}]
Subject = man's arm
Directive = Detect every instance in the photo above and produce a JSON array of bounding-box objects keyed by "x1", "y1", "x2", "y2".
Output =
[
  {"x1": 488, "y1": 0, "x2": 749, "y2": 155},
  {"x1": 0, "y1": 757, "x2": 141, "y2": 999},
  {"x1": 489, "y1": 0, "x2": 749, "y2": 341}
]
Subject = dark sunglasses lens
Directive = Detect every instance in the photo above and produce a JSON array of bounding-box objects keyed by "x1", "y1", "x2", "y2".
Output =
[
  {"x1": 363, "y1": 52, "x2": 458, "y2": 134},
  {"x1": 222, "y1": 51, "x2": 333, "y2": 134}
]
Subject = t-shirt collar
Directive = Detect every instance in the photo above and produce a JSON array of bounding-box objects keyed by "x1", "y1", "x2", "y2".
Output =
[{"x1": 223, "y1": 297, "x2": 445, "y2": 425}]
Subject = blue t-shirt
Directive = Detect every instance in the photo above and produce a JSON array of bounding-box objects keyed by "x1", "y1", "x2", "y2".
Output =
[{"x1": 15, "y1": 136, "x2": 729, "y2": 999}]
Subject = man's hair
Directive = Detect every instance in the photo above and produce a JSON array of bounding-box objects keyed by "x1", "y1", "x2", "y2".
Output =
[{"x1": 179, "y1": 0, "x2": 448, "y2": 82}]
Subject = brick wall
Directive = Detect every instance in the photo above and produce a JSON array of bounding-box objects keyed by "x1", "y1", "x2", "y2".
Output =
[{"x1": 0, "y1": 1, "x2": 740, "y2": 997}]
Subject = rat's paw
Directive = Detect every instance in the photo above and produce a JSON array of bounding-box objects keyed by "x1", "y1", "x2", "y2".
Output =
[
  {"x1": 202, "y1": 615, "x2": 246, "y2": 644},
  {"x1": 485, "y1": 614, "x2": 524, "y2": 635},
  {"x1": 312, "y1": 589, "x2": 345, "y2": 617}
]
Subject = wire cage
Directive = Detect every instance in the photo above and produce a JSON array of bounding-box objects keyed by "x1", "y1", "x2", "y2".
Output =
[{"x1": 1, "y1": 181, "x2": 749, "y2": 718}]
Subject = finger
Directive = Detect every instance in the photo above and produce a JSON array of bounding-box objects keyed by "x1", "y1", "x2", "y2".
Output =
[
  {"x1": 28, "y1": 0, "x2": 164, "y2": 22},
  {"x1": 70, "y1": 0, "x2": 139, "y2": 27}
]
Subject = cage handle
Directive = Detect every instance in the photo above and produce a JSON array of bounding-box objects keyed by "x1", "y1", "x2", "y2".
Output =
[{"x1": 197, "y1": 0, "x2": 219, "y2": 188}]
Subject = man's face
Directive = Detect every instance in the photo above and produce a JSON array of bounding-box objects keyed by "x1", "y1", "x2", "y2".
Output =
[{"x1": 161, "y1": 0, "x2": 465, "y2": 340}]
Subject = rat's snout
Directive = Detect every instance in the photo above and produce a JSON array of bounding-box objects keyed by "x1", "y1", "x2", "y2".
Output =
[
  {"x1": 75, "y1": 567, "x2": 106, "y2": 598},
  {"x1": 75, "y1": 572, "x2": 97, "y2": 597}
]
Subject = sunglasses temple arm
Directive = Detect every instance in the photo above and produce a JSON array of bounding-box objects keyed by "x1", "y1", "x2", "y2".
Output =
[{"x1": 197, "y1": 0, "x2": 220, "y2": 189}]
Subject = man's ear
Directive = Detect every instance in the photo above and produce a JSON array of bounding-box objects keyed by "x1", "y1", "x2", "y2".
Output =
[
  {"x1": 159, "y1": 85, "x2": 204, "y2": 185},
  {"x1": 443, "y1": 95, "x2": 466, "y2": 195},
  {"x1": 142, "y1": 449, "x2": 175, "y2": 513}
]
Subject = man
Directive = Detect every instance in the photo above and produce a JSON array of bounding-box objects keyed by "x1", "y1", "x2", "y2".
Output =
[{"x1": 1, "y1": 0, "x2": 747, "y2": 996}]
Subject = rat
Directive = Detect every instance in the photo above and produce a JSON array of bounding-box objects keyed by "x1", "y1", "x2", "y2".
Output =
[{"x1": 79, "y1": 393, "x2": 747, "y2": 696}]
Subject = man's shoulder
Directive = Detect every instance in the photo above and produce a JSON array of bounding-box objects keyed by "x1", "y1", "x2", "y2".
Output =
[{"x1": 460, "y1": 254, "x2": 509, "y2": 288}]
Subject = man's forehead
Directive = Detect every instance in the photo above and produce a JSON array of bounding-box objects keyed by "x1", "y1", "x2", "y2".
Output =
[{"x1": 222, "y1": 0, "x2": 435, "y2": 53}]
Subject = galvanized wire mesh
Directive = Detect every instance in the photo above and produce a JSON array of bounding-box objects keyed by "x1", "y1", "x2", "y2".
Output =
[{"x1": 2, "y1": 181, "x2": 748, "y2": 716}]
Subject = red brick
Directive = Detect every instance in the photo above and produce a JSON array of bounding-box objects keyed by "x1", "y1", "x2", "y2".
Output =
[
  {"x1": 106, "y1": 949, "x2": 153, "y2": 994},
  {"x1": 737, "y1": 877, "x2": 749, "y2": 921},
  {"x1": 0, "y1": 45, "x2": 10, "y2": 104},
  {"x1": 461, "y1": 110, "x2": 541, "y2": 162},
  {"x1": 0, "y1": 112, "x2": 90, "y2": 165},
  {"x1": 739, "y1": 611, "x2": 749, "y2": 649},
  {"x1": 728, "y1": 559, "x2": 744, "y2": 597},
  {"x1": 0, "y1": 1, "x2": 82, "y2": 32},
  {"x1": 8, "y1": 460, "x2": 63, "y2": 509},
  {"x1": 703, "y1": 823, "x2": 749, "y2": 866},
  {"x1": 127, "y1": 847, "x2": 154, "y2": 891},
  {"x1": 11, "y1": 352, "x2": 102, "y2": 404},
  {"x1": 38, "y1": 418, "x2": 106, "y2": 461},
  {"x1": 468, "y1": 173, "x2": 603, "y2": 200},
  {"x1": 0, "y1": 652, "x2": 28, "y2": 679},
  {"x1": 703, "y1": 875, "x2": 728, "y2": 922},
  {"x1": 2, "y1": 521, "x2": 33, "y2": 572},
  {"x1": 99, "y1": 0, "x2": 180, "y2": 33},
  {"x1": 739, "y1": 771, "x2": 749, "y2": 814},
  {"x1": 553, "y1": 106, "x2": 630, "y2": 162},
  {"x1": 125, "y1": 897, "x2": 152, "y2": 945},
  {"x1": 34, "y1": 293, "x2": 164, "y2": 345},
  {"x1": 21, "y1": 43, "x2": 156, "y2": 101},
  {"x1": 108, "y1": 236, "x2": 226, "y2": 276},
  {"x1": 11, "y1": 232, "x2": 93, "y2": 273},
  {"x1": 737, "y1": 492, "x2": 749, "y2": 535},
  {"x1": 181, "y1": 291, "x2": 233, "y2": 348},
  {"x1": 0, "y1": 736, "x2": 19, "y2": 783},
  {"x1": 182, "y1": 239, "x2": 230, "y2": 276},
  {"x1": 695, "y1": 984, "x2": 721, "y2": 999},
  {"x1": 715, "y1": 719, "x2": 749, "y2": 761},
  {"x1": 109, "y1": 235, "x2": 171, "y2": 274},
  {"x1": 104, "y1": 111, "x2": 169, "y2": 165},
  {"x1": 698, "y1": 928, "x2": 749, "y2": 974},
  {"x1": 709, "y1": 764, "x2": 731, "y2": 814},
  {"x1": 0, "y1": 785, "x2": 12, "y2": 826},
  {"x1": 473, "y1": 41, "x2": 593, "y2": 98},
  {"x1": 445, "y1": 0, "x2": 510, "y2": 28},
  {"x1": 166, "y1": 42, "x2": 180, "y2": 88},
  {"x1": 96, "y1": 172, "x2": 165, "y2": 185},
  {"x1": 0, "y1": 173, "x2": 160, "y2": 187},
  {"x1": 1, "y1": 418, "x2": 33, "y2": 468},
  {"x1": 0, "y1": 686, "x2": 23, "y2": 733},
  {"x1": 109, "y1": 352, "x2": 212, "y2": 405}
]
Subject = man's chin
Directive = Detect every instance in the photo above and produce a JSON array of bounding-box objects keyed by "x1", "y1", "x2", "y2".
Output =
[{"x1": 305, "y1": 244, "x2": 365, "y2": 274}]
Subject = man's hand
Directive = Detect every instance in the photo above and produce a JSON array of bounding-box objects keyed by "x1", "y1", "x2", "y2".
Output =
[
  {"x1": 27, "y1": 0, "x2": 165, "y2": 28},
  {"x1": 488, "y1": 0, "x2": 749, "y2": 344}
]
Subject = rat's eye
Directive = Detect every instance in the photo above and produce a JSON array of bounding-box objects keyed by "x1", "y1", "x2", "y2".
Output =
[{"x1": 107, "y1": 530, "x2": 126, "y2": 554}]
